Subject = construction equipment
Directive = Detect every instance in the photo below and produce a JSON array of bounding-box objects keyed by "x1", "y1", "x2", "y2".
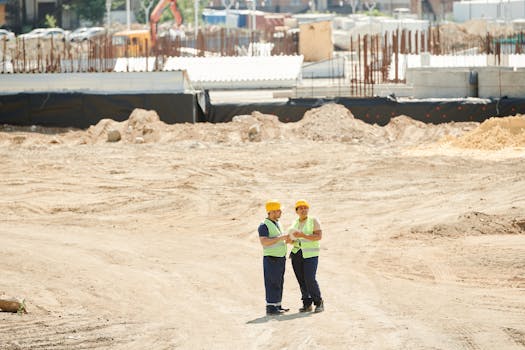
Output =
[
  {"x1": 150, "y1": 0, "x2": 183, "y2": 48},
  {"x1": 112, "y1": 29, "x2": 151, "y2": 57}
]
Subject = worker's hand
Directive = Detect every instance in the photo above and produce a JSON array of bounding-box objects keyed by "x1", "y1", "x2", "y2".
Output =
[
  {"x1": 293, "y1": 231, "x2": 304, "y2": 238},
  {"x1": 285, "y1": 237, "x2": 294, "y2": 244},
  {"x1": 281, "y1": 234, "x2": 289, "y2": 241}
]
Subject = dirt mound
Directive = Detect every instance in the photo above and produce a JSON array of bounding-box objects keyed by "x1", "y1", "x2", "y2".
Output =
[
  {"x1": 289, "y1": 103, "x2": 384, "y2": 144},
  {"x1": 229, "y1": 111, "x2": 286, "y2": 142},
  {"x1": 462, "y1": 19, "x2": 514, "y2": 37},
  {"x1": 405, "y1": 211, "x2": 525, "y2": 239},
  {"x1": 2, "y1": 107, "x2": 522, "y2": 150},
  {"x1": 84, "y1": 109, "x2": 165, "y2": 144},
  {"x1": 439, "y1": 20, "x2": 515, "y2": 51},
  {"x1": 160, "y1": 111, "x2": 286, "y2": 144},
  {"x1": 446, "y1": 115, "x2": 525, "y2": 150},
  {"x1": 0, "y1": 124, "x2": 80, "y2": 147},
  {"x1": 384, "y1": 115, "x2": 478, "y2": 145},
  {"x1": 439, "y1": 23, "x2": 481, "y2": 51},
  {"x1": 384, "y1": 115, "x2": 436, "y2": 145}
]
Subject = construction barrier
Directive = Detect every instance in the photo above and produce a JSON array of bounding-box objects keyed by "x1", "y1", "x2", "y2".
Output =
[
  {"x1": 0, "y1": 92, "x2": 204, "y2": 128},
  {"x1": 1, "y1": 94, "x2": 524, "y2": 128}
]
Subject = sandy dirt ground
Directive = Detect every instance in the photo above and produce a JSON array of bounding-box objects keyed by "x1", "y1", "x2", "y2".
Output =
[{"x1": 1, "y1": 105, "x2": 525, "y2": 349}]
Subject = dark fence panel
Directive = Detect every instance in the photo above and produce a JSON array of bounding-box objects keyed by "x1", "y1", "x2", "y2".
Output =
[{"x1": 0, "y1": 93, "x2": 202, "y2": 128}]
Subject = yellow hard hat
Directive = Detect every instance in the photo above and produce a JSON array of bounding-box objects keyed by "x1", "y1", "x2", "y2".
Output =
[
  {"x1": 265, "y1": 200, "x2": 281, "y2": 212},
  {"x1": 295, "y1": 200, "x2": 310, "y2": 209}
]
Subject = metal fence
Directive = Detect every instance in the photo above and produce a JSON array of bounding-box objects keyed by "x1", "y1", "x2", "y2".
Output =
[{"x1": 2, "y1": 26, "x2": 524, "y2": 98}]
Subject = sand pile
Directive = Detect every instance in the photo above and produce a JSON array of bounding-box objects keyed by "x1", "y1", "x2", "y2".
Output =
[
  {"x1": 439, "y1": 20, "x2": 515, "y2": 51},
  {"x1": 3, "y1": 107, "x2": 525, "y2": 151},
  {"x1": 384, "y1": 116, "x2": 478, "y2": 146},
  {"x1": 84, "y1": 109, "x2": 164, "y2": 144},
  {"x1": 0, "y1": 109, "x2": 287, "y2": 147},
  {"x1": 228, "y1": 111, "x2": 286, "y2": 142},
  {"x1": 384, "y1": 116, "x2": 436, "y2": 145},
  {"x1": 439, "y1": 23, "x2": 481, "y2": 51},
  {"x1": 406, "y1": 211, "x2": 525, "y2": 239},
  {"x1": 159, "y1": 111, "x2": 286, "y2": 144},
  {"x1": 289, "y1": 103, "x2": 384, "y2": 144},
  {"x1": 446, "y1": 115, "x2": 525, "y2": 150},
  {"x1": 462, "y1": 19, "x2": 514, "y2": 37},
  {"x1": 0, "y1": 124, "x2": 79, "y2": 147}
]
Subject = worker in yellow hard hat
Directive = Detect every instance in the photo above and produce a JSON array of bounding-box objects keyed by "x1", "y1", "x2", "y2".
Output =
[
  {"x1": 257, "y1": 200, "x2": 291, "y2": 316},
  {"x1": 287, "y1": 199, "x2": 324, "y2": 313}
]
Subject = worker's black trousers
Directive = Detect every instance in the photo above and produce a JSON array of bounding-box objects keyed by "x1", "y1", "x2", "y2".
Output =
[
  {"x1": 263, "y1": 256, "x2": 286, "y2": 305},
  {"x1": 290, "y1": 250, "x2": 322, "y2": 306}
]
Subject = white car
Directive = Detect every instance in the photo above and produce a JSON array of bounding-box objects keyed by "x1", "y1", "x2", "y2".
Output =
[
  {"x1": 0, "y1": 29, "x2": 16, "y2": 51},
  {"x1": 19, "y1": 28, "x2": 67, "y2": 42},
  {"x1": 0, "y1": 29, "x2": 15, "y2": 42},
  {"x1": 69, "y1": 27, "x2": 106, "y2": 42}
]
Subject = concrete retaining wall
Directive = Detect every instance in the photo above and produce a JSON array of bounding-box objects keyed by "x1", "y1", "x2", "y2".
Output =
[
  {"x1": 0, "y1": 71, "x2": 191, "y2": 94},
  {"x1": 478, "y1": 67, "x2": 525, "y2": 98},
  {"x1": 302, "y1": 56, "x2": 345, "y2": 78},
  {"x1": 406, "y1": 68, "x2": 476, "y2": 98},
  {"x1": 406, "y1": 67, "x2": 525, "y2": 98}
]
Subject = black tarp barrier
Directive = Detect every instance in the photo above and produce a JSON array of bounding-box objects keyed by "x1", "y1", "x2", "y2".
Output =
[
  {"x1": 0, "y1": 93, "x2": 204, "y2": 128},
  {"x1": 2, "y1": 93, "x2": 525, "y2": 128},
  {"x1": 207, "y1": 97, "x2": 525, "y2": 125},
  {"x1": 206, "y1": 100, "x2": 322, "y2": 123}
]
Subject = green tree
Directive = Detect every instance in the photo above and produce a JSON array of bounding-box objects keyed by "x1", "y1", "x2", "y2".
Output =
[
  {"x1": 111, "y1": 0, "x2": 126, "y2": 10},
  {"x1": 65, "y1": 0, "x2": 126, "y2": 23},
  {"x1": 68, "y1": 0, "x2": 106, "y2": 23},
  {"x1": 45, "y1": 14, "x2": 57, "y2": 27}
]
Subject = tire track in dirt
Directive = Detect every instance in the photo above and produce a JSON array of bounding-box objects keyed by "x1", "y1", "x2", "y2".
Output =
[
  {"x1": 0, "y1": 315, "x2": 132, "y2": 349},
  {"x1": 504, "y1": 328, "x2": 525, "y2": 347},
  {"x1": 416, "y1": 249, "x2": 459, "y2": 284},
  {"x1": 450, "y1": 325, "x2": 483, "y2": 350}
]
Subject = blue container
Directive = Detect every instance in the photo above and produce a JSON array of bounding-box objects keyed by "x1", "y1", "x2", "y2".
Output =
[
  {"x1": 236, "y1": 11, "x2": 248, "y2": 28},
  {"x1": 202, "y1": 11, "x2": 226, "y2": 25}
]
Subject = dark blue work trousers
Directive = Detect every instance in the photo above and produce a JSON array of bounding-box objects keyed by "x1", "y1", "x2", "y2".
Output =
[
  {"x1": 263, "y1": 256, "x2": 286, "y2": 305},
  {"x1": 290, "y1": 250, "x2": 322, "y2": 306}
]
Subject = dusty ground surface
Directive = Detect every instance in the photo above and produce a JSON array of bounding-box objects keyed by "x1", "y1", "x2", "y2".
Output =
[{"x1": 1, "y1": 104, "x2": 525, "y2": 349}]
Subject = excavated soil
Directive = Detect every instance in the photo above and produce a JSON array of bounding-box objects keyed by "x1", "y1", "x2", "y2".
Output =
[{"x1": 1, "y1": 103, "x2": 525, "y2": 350}]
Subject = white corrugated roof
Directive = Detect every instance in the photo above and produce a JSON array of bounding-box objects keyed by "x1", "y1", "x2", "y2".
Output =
[
  {"x1": 114, "y1": 57, "x2": 157, "y2": 72},
  {"x1": 163, "y1": 55, "x2": 303, "y2": 83}
]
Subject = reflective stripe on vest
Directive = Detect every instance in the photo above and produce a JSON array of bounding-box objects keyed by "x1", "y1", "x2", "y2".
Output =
[
  {"x1": 263, "y1": 218, "x2": 286, "y2": 257},
  {"x1": 291, "y1": 217, "x2": 320, "y2": 258}
]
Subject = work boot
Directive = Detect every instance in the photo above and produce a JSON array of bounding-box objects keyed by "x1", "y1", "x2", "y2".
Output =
[
  {"x1": 299, "y1": 304, "x2": 313, "y2": 312},
  {"x1": 314, "y1": 300, "x2": 324, "y2": 313},
  {"x1": 278, "y1": 306, "x2": 290, "y2": 312},
  {"x1": 266, "y1": 305, "x2": 285, "y2": 316}
]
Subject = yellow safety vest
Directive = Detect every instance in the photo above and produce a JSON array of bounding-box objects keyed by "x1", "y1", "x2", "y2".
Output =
[
  {"x1": 290, "y1": 217, "x2": 320, "y2": 258},
  {"x1": 263, "y1": 218, "x2": 286, "y2": 257}
]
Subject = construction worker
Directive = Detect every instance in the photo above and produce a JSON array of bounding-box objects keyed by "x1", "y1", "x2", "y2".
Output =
[
  {"x1": 288, "y1": 200, "x2": 324, "y2": 313},
  {"x1": 258, "y1": 200, "x2": 291, "y2": 316}
]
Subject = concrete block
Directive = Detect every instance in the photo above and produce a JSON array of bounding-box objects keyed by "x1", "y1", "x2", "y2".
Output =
[
  {"x1": 407, "y1": 68, "x2": 474, "y2": 98},
  {"x1": 478, "y1": 67, "x2": 525, "y2": 98},
  {"x1": 0, "y1": 71, "x2": 190, "y2": 94}
]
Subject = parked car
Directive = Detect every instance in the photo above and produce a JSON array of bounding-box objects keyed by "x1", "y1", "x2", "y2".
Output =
[
  {"x1": 69, "y1": 27, "x2": 106, "y2": 42},
  {"x1": 0, "y1": 29, "x2": 16, "y2": 51},
  {"x1": 0, "y1": 29, "x2": 16, "y2": 42},
  {"x1": 18, "y1": 28, "x2": 46, "y2": 40},
  {"x1": 19, "y1": 28, "x2": 68, "y2": 42}
]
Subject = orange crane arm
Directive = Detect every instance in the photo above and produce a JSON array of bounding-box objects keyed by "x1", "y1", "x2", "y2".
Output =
[{"x1": 150, "y1": 0, "x2": 183, "y2": 46}]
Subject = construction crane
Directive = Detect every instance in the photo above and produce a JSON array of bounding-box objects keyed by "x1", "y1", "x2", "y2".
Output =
[{"x1": 150, "y1": 0, "x2": 183, "y2": 47}]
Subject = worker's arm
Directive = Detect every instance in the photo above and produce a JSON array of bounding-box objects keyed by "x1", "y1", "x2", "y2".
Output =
[
  {"x1": 294, "y1": 229, "x2": 322, "y2": 241},
  {"x1": 292, "y1": 218, "x2": 322, "y2": 241},
  {"x1": 259, "y1": 235, "x2": 289, "y2": 247}
]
